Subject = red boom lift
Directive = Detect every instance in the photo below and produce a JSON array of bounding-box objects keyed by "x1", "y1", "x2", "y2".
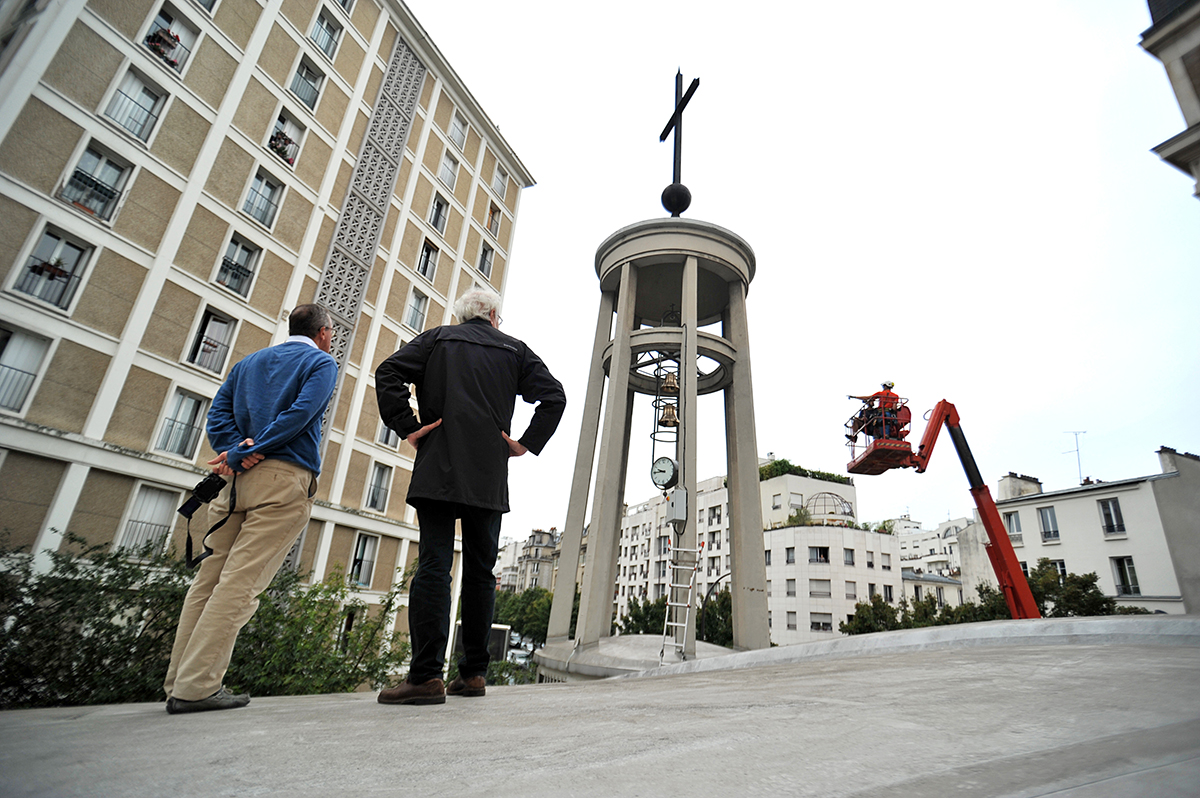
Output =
[{"x1": 846, "y1": 398, "x2": 1041, "y2": 620}]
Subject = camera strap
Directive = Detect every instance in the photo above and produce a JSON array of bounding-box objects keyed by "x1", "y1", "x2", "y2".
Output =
[{"x1": 185, "y1": 474, "x2": 237, "y2": 569}]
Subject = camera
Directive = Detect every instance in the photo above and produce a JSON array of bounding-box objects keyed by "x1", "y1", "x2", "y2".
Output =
[{"x1": 177, "y1": 472, "x2": 228, "y2": 519}]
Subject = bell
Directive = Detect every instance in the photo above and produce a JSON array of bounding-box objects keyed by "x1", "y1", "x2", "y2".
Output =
[
  {"x1": 658, "y1": 403, "x2": 680, "y2": 427},
  {"x1": 660, "y1": 372, "x2": 679, "y2": 395}
]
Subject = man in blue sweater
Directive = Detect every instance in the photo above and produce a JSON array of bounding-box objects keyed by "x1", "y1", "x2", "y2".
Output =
[{"x1": 163, "y1": 304, "x2": 337, "y2": 714}]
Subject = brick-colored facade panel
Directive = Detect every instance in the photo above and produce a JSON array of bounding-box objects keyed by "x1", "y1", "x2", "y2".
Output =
[
  {"x1": 344, "y1": 453, "x2": 370, "y2": 511},
  {"x1": 112, "y1": 170, "x2": 182, "y2": 251},
  {"x1": 232, "y1": 77, "x2": 277, "y2": 143},
  {"x1": 432, "y1": 92, "x2": 453, "y2": 134},
  {"x1": 103, "y1": 365, "x2": 170, "y2": 451},
  {"x1": 0, "y1": 98, "x2": 83, "y2": 196},
  {"x1": 349, "y1": 310, "x2": 371, "y2": 367},
  {"x1": 323, "y1": 523, "x2": 356, "y2": 579},
  {"x1": 259, "y1": 23, "x2": 299, "y2": 88},
  {"x1": 150, "y1": 98, "x2": 210, "y2": 176},
  {"x1": 184, "y1": 37, "x2": 239, "y2": 109},
  {"x1": 386, "y1": 469, "x2": 411, "y2": 523},
  {"x1": 315, "y1": 441, "x2": 339, "y2": 501},
  {"x1": 141, "y1": 280, "x2": 200, "y2": 361},
  {"x1": 397, "y1": 220, "x2": 420, "y2": 271},
  {"x1": 295, "y1": 133, "x2": 332, "y2": 192},
  {"x1": 69, "y1": 470, "x2": 136, "y2": 550},
  {"x1": 373, "y1": 326, "x2": 397, "y2": 370},
  {"x1": 310, "y1": 214, "x2": 335, "y2": 268},
  {"x1": 334, "y1": 36, "x2": 366, "y2": 86},
  {"x1": 42, "y1": 20, "x2": 122, "y2": 111},
  {"x1": 465, "y1": 128, "x2": 481, "y2": 167},
  {"x1": 280, "y1": 0, "x2": 318, "y2": 30},
  {"x1": 25, "y1": 340, "x2": 110, "y2": 433},
  {"x1": 229, "y1": 321, "x2": 272, "y2": 375},
  {"x1": 445, "y1": 208, "x2": 463, "y2": 253},
  {"x1": 85, "y1": 0, "x2": 154, "y2": 40},
  {"x1": 315, "y1": 83, "x2": 349, "y2": 137},
  {"x1": 418, "y1": 71, "x2": 433, "y2": 111},
  {"x1": 73, "y1": 249, "x2": 146, "y2": 337},
  {"x1": 0, "y1": 196, "x2": 38, "y2": 286},
  {"x1": 248, "y1": 249, "x2": 291, "y2": 317},
  {"x1": 273, "y1": 190, "x2": 313, "y2": 252},
  {"x1": 0, "y1": 453, "x2": 67, "y2": 551},
  {"x1": 385, "y1": 274, "x2": 410, "y2": 325},
  {"x1": 213, "y1": 0, "x2": 262, "y2": 50},
  {"x1": 372, "y1": 535, "x2": 400, "y2": 590},
  {"x1": 175, "y1": 205, "x2": 228, "y2": 281},
  {"x1": 204, "y1": 137, "x2": 254, "y2": 209},
  {"x1": 350, "y1": 0, "x2": 381, "y2": 41},
  {"x1": 333, "y1": 372, "x2": 356, "y2": 431}
]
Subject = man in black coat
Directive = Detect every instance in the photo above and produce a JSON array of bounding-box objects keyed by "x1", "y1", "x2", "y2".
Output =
[{"x1": 374, "y1": 288, "x2": 565, "y2": 705}]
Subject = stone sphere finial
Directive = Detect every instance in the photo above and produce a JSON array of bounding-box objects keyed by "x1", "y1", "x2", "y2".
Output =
[{"x1": 661, "y1": 183, "x2": 691, "y2": 217}]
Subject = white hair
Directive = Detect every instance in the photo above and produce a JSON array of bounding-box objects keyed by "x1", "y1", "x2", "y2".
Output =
[{"x1": 454, "y1": 288, "x2": 501, "y2": 323}]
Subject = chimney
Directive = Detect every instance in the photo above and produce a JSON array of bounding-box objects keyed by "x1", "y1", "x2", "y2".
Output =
[{"x1": 998, "y1": 472, "x2": 1042, "y2": 499}]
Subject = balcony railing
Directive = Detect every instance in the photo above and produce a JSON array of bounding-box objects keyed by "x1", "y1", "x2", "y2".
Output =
[
  {"x1": 290, "y1": 72, "x2": 319, "y2": 108},
  {"x1": 0, "y1": 363, "x2": 37, "y2": 411},
  {"x1": 189, "y1": 334, "x2": 230, "y2": 372},
  {"x1": 106, "y1": 90, "x2": 159, "y2": 140},
  {"x1": 311, "y1": 24, "x2": 337, "y2": 57},
  {"x1": 1009, "y1": 533, "x2": 1024, "y2": 546},
  {"x1": 243, "y1": 185, "x2": 279, "y2": 226},
  {"x1": 144, "y1": 23, "x2": 192, "y2": 71},
  {"x1": 366, "y1": 484, "x2": 388, "y2": 511},
  {"x1": 60, "y1": 169, "x2": 122, "y2": 220},
  {"x1": 1041, "y1": 530, "x2": 1060, "y2": 542},
  {"x1": 350, "y1": 558, "x2": 375, "y2": 587},
  {"x1": 120, "y1": 520, "x2": 170, "y2": 552},
  {"x1": 268, "y1": 131, "x2": 298, "y2": 165},
  {"x1": 158, "y1": 417, "x2": 203, "y2": 457},
  {"x1": 216, "y1": 257, "x2": 254, "y2": 296},
  {"x1": 808, "y1": 590, "x2": 831, "y2": 598},
  {"x1": 1115, "y1": 584, "x2": 1140, "y2": 596},
  {"x1": 1103, "y1": 523, "x2": 1126, "y2": 535},
  {"x1": 14, "y1": 260, "x2": 81, "y2": 309}
]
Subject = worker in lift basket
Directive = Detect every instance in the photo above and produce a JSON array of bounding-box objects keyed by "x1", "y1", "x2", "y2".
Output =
[{"x1": 847, "y1": 381, "x2": 900, "y2": 440}]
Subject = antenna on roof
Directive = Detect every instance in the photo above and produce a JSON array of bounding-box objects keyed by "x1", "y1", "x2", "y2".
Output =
[{"x1": 1064, "y1": 431, "x2": 1087, "y2": 485}]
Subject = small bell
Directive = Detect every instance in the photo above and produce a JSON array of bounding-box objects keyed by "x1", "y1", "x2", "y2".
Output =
[
  {"x1": 660, "y1": 372, "x2": 680, "y2": 395},
  {"x1": 658, "y1": 403, "x2": 680, "y2": 427}
]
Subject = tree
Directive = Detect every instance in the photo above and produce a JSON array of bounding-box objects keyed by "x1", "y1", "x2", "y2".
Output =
[
  {"x1": 617, "y1": 595, "x2": 667, "y2": 635},
  {"x1": 785, "y1": 507, "x2": 812, "y2": 527},
  {"x1": 758, "y1": 458, "x2": 852, "y2": 486},
  {"x1": 1027, "y1": 558, "x2": 1117, "y2": 617},
  {"x1": 874, "y1": 520, "x2": 896, "y2": 535},
  {"x1": 698, "y1": 586, "x2": 733, "y2": 647},
  {"x1": 838, "y1": 593, "x2": 901, "y2": 635},
  {"x1": 522, "y1": 591, "x2": 553, "y2": 646}
]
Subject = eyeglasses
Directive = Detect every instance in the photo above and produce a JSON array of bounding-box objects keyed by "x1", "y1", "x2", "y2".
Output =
[{"x1": 496, "y1": 315, "x2": 503, "y2": 327}]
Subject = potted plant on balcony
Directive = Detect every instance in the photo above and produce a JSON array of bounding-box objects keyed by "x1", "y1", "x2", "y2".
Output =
[
  {"x1": 268, "y1": 130, "x2": 296, "y2": 165},
  {"x1": 29, "y1": 258, "x2": 69, "y2": 280},
  {"x1": 145, "y1": 28, "x2": 180, "y2": 67}
]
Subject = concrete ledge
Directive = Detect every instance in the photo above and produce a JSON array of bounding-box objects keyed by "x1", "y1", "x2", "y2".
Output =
[{"x1": 639, "y1": 615, "x2": 1200, "y2": 677}]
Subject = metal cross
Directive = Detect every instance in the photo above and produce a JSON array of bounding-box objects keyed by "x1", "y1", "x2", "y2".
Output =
[{"x1": 659, "y1": 71, "x2": 700, "y2": 186}]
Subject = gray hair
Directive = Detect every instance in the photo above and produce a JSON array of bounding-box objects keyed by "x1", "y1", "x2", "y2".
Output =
[{"x1": 454, "y1": 288, "x2": 501, "y2": 323}]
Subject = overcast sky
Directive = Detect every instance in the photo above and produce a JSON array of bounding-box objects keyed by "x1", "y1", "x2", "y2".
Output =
[{"x1": 402, "y1": 0, "x2": 1199, "y2": 541}]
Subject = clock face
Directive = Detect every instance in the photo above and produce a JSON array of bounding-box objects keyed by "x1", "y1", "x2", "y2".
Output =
[{"x1": 651, "y1": 456, "x2": 678, "y2": 489}]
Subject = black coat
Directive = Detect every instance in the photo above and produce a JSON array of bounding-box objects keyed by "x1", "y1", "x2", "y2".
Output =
[{"x1": 375, "y1": 318, "x2": 566, "y2": 512}]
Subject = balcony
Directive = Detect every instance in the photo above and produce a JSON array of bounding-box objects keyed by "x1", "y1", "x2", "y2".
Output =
[
  {"x1": 268, "y1": 130, "x2": 298, "y2": 166},
  {"x1": 243, "y1": 185, "x2": 279, "y2": 226},
  {"x1": 1116, "y1": 584, "x2": 1141, "y2": 596},
  {"x1": 14, "y1": 259, "x2": 81, "y2": 309},
  {"x1": 1103, "y1": 523, "x2": 1126, "y2": 536},
  {"x1": 0, "y1": 363, "x2": 37, "y2": 411},
  {"x1": 106, "y1": 90, "x2": 159, "y2": 140},
  {"x1": 143, "y1": 23, "x2": 192, "y2": 72},
  {"x1": 60, "y1": 169, "x2": 122, "y2": 220},
  {"x1": 1009, "y1": 533, "x2": 1023, "y2": 546},
  {"x1": 366, "y1": 484, "x2": 389, "y2": 511},
  {"x1": 120, "y1": 520, "x2": 170, "y2": 552},
  {"x1": 216, "y1": 257, "x2": 254, "y2": 296},
  {"x1": 1041, "y1": 530, "x2": 1060, "y2": 542},
  {"x1": 290, "y1": 73, "x2": 319, "y2": 109},
  {"x1": 189, "y1": 334, "x2": 229, "y2": 372},
  {"x1": 157, "y1": 417, "x2": 203, "y2": 457}
]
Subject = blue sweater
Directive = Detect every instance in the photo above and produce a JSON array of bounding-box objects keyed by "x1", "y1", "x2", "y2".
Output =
[{"x1": 207, "y1": 339, "x2": 337, "y2": 474}]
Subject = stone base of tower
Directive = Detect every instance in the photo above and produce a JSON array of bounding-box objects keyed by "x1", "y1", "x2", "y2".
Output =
[{"x1": 533, "y1": 634, "x2": 733, "y2": 683}]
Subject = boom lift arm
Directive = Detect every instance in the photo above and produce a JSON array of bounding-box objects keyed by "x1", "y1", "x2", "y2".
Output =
[{"x1": 849, "y1": 399, "x2": 1041, "y2": 620}]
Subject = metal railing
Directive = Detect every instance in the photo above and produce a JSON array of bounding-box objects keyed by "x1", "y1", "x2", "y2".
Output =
[
  {"x1": 350, "y1": 558, "x2": 375, "y2": 587},
  {"x1": 243, "y1": 185, "x2": 279, "y2": 226},
  {"x1": 290, "y1": 71, "x2": 319, "y2": 108},
  {"x1": 106, "y1": 90, "x2": 159, "y2": 140},
  {"x1": 1009, "y1": 533, "x2": 1024, "y2": 546},
  {"x1": 366, "y1": 484, "x2": 388, "y2": 511},
  {"x1": 120, "y1": 520, "x2": 170, "y2": 552},
  {"x1": 1103, "y1": 523, "x2": 1126, "y2": 535},
  {"x1": 14, "y1": 261, "x2": 81, "y2": 309},
  {"x1": 0, "y1": 363, "x2": 36, "y2": 411},
  {"x1": 1041, "y1": 530, "x2": 1060, "y2": 542},
  {"x1": 216, "y1": 256, "x2": 254, "y2": 296},
  {"x1": 1116, "y1": 584, "x2": 1141, "y2": 596},
  {"x1": 157, "y1": 417, "x2": 203, "y2": 456},
  {"x1": 60, "y1": 169, "x2": 122, "y2": 219},
  {"x1": 144, "y1": 22, "x2": 192, "y2": 71},
  {"x1": 310, "y1": 22, "x2": 337, "y2": 57},
  {"x1": 189, "y1": 334, "x2": 230, "y2": 372}
]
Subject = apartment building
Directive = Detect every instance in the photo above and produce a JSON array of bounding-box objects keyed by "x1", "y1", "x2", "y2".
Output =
[
  {"x1": 515, "y1": 528, "x2": 555, "y2": 592},
  {"x1": 1140, "y1": 0, "x2": 1200, "y2": 197},
  {"x1": 0, "y1": 0, "x2": 531, "y2": 637}
]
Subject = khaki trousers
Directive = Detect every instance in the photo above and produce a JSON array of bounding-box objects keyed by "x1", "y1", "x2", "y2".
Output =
[{"x1": 163, "y1": 459, "x2": 315, "y2": 701}]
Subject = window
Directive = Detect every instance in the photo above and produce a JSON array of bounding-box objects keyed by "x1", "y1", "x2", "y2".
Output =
[
  {"x1": 810, "y1": 613, "x2": 832, "y2": 632},
  {"x1": 844, "y1": 548, "x2": 855, "y2": 566},
  {"x1": 477, "y1": 243, "x2": 494, "y2": 278},
  {"x1": 772, "y1": 493, "x2": 782, "y2": 509},
  {"x1": 0, "y1": 325, "x2": 49, "y2": 412},
  {"x1": 883, "y1": 584, "x2": 894, "y2": 602},
  {"x1": 216, "y1": 237, "x2": 258, "y2": 297},
  {"x1": 366, "y1": 463, "x2": 391, "y2": 511},
  {"x1": 846, "y1": 581, "x2": 857, "y2": 599},
  {"x1": 707, "y1": 530, "x2": 720, "y2": 550},
  {"x1": 708, "y1": 505, "x2": 722, "y2": 526},
  {"x1": 914, "y1": 585, "x2": 922, "y2": 601},
  {"x1": 1098, "y1": 498, "x2": 1125, "y2": 535},
  {"x1": 786, "y1": 578, "x2": 796, "y2": 597},
  {"x1": 808, "y1": 546, "x2": 829, "y2": 564},
  {"x1": 869, "y1": 583, "x2": 877, "y2": 597},
  {"x1": 349, "y1": 533, "x2": 379, "y2": 587},
  {"x1": 449, "y1": 112, "x2": 468, "y2": 149},
  {"x1": 405, "y1": 289, "x2": 428, "y2": 330},
  {"x1": 61, "y1": 146, "x2": 127, "y2": 220},
  {"x1": 243, "y1": 172, "x2": 281, "y2": 226},
  {"x1": 438, "y1": 151, "x2": 458, "y2": 188},
  {"x1": 119, "y1": 485, "x2": 178, "y2": 552},
  {"x1": 657, "y1": 536, "x2": 669, "y2": 556},
  {"x1": 492, "y1": 164, "x2": 508, "y2": 198},
  {"x1": 764, "y1": 549, "x2": 771, "y2": 566},
  {"x1": 105, "y1": 71, "x2": 164, "y2": 140},
  {"x1": 335, "y1": 0, "x2": 353, "y2": 10},
  {"x1": 487, "y1": 203, "x2": 501, "y2": 236},
  {"x1": 881, "y1": 553, "x2": 891, "y2": 570},
  {"x1": 866, "y1": 551, "x2": 874, "y2": 569},
  {"x1": 808, "y1": 579, "x2": 830, "y2": 597},
  {"x1": 789, "y1": 492, "x2": 804, "y2": 508},
  {"x1": 1038, "y1": 507, "x2": 1059, "y2": 541},
  {"x1": 144, "y1": 7, "x2": 197, "y2": 72},
  {"x1": 377, "y1": 420, "x2": 400, "y2": 448},
  {"x1": 290, "y1": 59, "x2": 322, "y2": 109},
  {"x1": 157, "y1": 389, "x2": 206, "y2": 457},
  {"x1": 417, "y1": 240, "x2": 438, "y2": 280},
  {"x1": 936, "y1": 586, "x2": 945, "y2": 607},
  {"x1": 786, "y1": 611, "x2": 797, "y2": 630},
  {"x1": 656, "y1": 560, "x2": 666, "y2": 578},
  {"x1": 765, "y1": 580, "x2": 771, "y2": 595},
  {"x1": 13, "y1": 230, "x2": 89, "y2": 309},
  {"x1": 1112, "y1": 556, "x2": 1139, "y2": 596},
  {"x1": 1003, "y1": 511, "x2": 1022, "y2": 535},
  {"x1": 1049, "y1": 559, "x2": 1067, "y2": 581},
  {"x1": 187, "y1": 307, "x2": 235, "y2": 372},
  {"x1": 310, "y1": 12, "x2": 340, "y2": 58},
  {"x1": 785, "y1": 546, "x2": 795, "y2": 564},
  {"x1": 269, "y1": 114, "x2": 301, "y2": 166},
  {"x1": 428, "y1": 194, "x2": 448, "y2": 234}
]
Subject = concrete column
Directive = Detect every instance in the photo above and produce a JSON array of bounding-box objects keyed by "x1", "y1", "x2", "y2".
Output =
[
  {"x1": 547, "y1": 290, "x2": 614, "y2": 642},
  {"x1": 680, "y1": 256, "x2": 700, "y2": 656},
  {"x1": 31, "y1": 463, "x2": 90, "y2": 572},
  {"x1": 724, "y1": 281, "x2": 771, "y2": 650},
  {"x1": 576, "y1": 265, "x2": 638, "y2": 647}
]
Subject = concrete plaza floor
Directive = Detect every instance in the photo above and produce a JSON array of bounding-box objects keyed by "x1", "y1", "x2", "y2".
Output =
[{"x1": 2, "y1": 616, "x2": 1199, "y2": 798}]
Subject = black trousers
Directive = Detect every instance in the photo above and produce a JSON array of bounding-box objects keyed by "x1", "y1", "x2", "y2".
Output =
[{"x1": 407, "y1": 500, "x2": 502, "y2": 683}]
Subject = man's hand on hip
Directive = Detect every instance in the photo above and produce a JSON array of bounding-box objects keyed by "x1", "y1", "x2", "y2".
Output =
[
  {"x1": 406, "y1": 418, "x2": 442, "y2": 449},
  {"x1": 208, "y1": 438, "x2": 261, "y2": 475},
  {"x1": 502, "y1": 432, "x2": 527, "y2": 458}
]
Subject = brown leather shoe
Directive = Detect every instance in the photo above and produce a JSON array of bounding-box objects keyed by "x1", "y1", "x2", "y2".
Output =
[
  {"x1": 377, "y1": 677, "x2": 445, "y2": 705},
  {"x1": 446, "y1": 674, "x2": 486, "y2": 697}
]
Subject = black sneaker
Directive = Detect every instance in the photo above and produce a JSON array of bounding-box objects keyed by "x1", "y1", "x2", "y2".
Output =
[{"x1": 166, "y1": 687, "x2": 250, "y2": 715}]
